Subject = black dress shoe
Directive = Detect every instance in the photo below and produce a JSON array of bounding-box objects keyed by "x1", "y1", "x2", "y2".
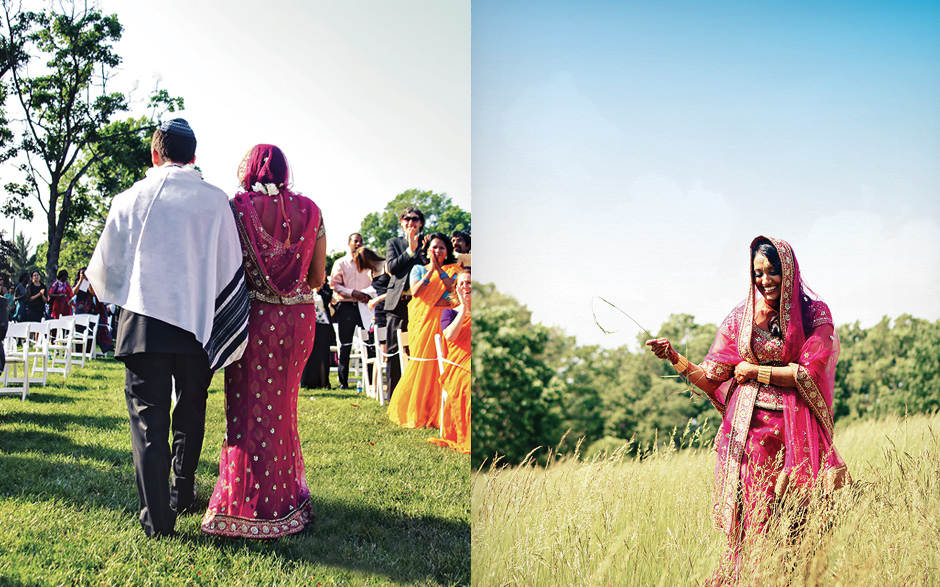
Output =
[{"x1": 173, "y1": 487, "x2": 199, "y2": 515}]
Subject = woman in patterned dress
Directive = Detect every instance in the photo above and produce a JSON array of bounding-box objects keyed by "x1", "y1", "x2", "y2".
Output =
[
  {"x1": 201, "y1": 144, "x2": 326, "y2": 538},
  {"x1": 647, "y1": 236, "x2": 851, "y2": 583}
]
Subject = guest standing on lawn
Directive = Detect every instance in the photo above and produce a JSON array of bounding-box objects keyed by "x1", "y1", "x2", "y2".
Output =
[
  {"x1": 47, "y1": 269, "x2": 73, "y2": 319},
  {"x1": 428, "y1": 268, "x2": 471, "y2": 454},
  {"x1": 383, "y1": 207, "x2": 426, "y2": 397},
  {"x1": 201, "y1": 144, "x2": 325, "y2": 539},
  {"x1": 387, "y1": 233, "x2": 460, "y2": 429},
  {"x1": 21, "y1": 271, "x2": 46, "y2": 322},
  {"x1": 87, "y1": 118, "x2": 249, "y2": 538}
]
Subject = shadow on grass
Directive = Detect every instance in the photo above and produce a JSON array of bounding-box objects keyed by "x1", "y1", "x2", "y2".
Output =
[
  {"x1": 0, "y1": 452, "x2": 137, "y2": 514},
  {"x1": 0, "y1": 411, "x2": 126, "y2": 432},
  {"x1": 0, "y1": 576, "x2": 49, "y2": 587},
  {"x1": 197, "y1": 496, "x2": 470, "y2": 586},
  {"x1": 1, "y1": 452, "x2": 469, "y2": 585},
  {"x1": 0, "y1": 413, "x2": 133, "y2": 512},
  {"x1": 65, "y1": 372, "x2": 108, "y2": 381},
  {"x1": 13, "y1": 392, "x2": 80, "y2": 404},
  {"x1": 308, "y1": 391, "x2": 361, "y2": 400}
]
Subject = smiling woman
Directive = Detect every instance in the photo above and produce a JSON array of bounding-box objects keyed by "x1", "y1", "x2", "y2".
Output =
[
  {"x1": 387, "y1": 233, "x2": 461, "y2": 430},
  {"x1": 647, "y1": 235, "x2": 852, "y2": 585}
]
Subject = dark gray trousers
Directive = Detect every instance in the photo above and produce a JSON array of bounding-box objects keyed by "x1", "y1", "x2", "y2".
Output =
[
  {"x1": 121, "y1": 352, "x2": 212, "y2": 537},
  {"x1": 385, "y1": 302, "x2": 409, "y2": 399},
  {"x1": 333, "y1": 302, "x2": 362, "y2": 389}
]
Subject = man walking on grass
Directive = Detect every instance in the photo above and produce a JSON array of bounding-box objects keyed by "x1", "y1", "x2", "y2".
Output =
[{"x1": 87, "y1": 119, "x2": 249, "y2": 537}]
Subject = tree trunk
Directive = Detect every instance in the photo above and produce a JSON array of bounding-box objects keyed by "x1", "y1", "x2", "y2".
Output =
[{"x1": 44, "y1": 186, "x2": 65, "y2": 286}]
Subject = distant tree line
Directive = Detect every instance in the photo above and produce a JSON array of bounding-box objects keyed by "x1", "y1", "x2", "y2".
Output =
[{"x1": 472, "y1": 283, "x2": 940, "y2": 468}]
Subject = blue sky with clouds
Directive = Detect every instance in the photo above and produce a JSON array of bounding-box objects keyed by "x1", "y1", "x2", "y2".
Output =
[{"x1": 472, "y1": 0, "x2": 940, "y2": 349}]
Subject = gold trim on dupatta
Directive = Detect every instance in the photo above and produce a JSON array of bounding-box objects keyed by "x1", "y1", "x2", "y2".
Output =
[
  {"x1": 792, "y1": 363, "x2": 835, "y2": 438},
  {"x1": 714, "y1": 379, "x2": 759, "y2": 534},
  {"x1": 715, "y1": 236, "x2": 796, "y2": 534}
]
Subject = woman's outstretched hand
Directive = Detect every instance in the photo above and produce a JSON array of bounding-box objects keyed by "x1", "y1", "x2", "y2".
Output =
[{"x1": 646, "y1": 338, "x2": 676, "y2": 364}]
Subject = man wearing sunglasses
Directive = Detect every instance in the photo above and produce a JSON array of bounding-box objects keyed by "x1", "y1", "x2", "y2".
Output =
[{"x1": 384, "y1": 207, "x2": 426, "y2": 397}]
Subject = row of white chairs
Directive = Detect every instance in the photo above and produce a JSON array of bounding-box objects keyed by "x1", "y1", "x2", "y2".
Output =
[
  {"x1": 326, "y1": 324, "x2": 388, "y2": 405},
  {"x1": 324, "y1": 324, "x2": 409, "y2": 408},
  {"x1": 1, "y1": 314, "x2": 104, "y2": 401},
  {"x1": 345, "y1": 326, "x2": 451, "y2": 438}
]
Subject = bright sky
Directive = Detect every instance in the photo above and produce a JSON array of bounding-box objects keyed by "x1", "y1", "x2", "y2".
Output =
[
  {"x1": 2, "y1": 0, "x2": 469, "y2": 256},
  {"x1": 472, "y1": 1, "x2": 940, "y2": 349}
]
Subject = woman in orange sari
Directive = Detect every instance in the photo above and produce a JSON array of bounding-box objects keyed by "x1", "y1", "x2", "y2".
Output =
[
  {"x1": 387, "y1": 233, "x2": 460, "y2": 429},
  {"x1": 428, "y1": 268, "x2": 471, "y2": 453}
]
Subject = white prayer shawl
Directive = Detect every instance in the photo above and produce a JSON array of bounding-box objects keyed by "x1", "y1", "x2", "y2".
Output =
[{"x1": 87, "y1": 165, "x2": 249, "y2": 370}]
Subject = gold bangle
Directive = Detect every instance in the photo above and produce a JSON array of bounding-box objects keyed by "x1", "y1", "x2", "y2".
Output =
[
  {"x1": 674, "y1": 355, "x2": 689, "y2": 375},
  {"x1": 758, "y1": 365, "x2": 772, "y2": 385}
]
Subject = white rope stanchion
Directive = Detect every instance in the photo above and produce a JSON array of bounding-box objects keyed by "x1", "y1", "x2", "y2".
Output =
[{"x1": 442, "y1": 358, "x2": 471, "y2": 372}]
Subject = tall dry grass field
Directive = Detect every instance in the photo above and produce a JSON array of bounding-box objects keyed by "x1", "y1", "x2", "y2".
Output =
[{"x1": 472, "y1": 414, "x2": 940, "y2": 586}]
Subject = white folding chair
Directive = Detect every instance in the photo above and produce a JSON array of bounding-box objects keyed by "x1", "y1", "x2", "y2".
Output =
[
  {"x1": 28, "y1": 321, "x2": 51, "y2": 386},
  {"x1": 328, "y1": 323, "x2": 340, "y2": 374},
  {"x1": 357, "y1": 327, "x2": 386, "y2": 405},
  {"x1": 85, "y1": 313, "x2": 104, "y2": 359},
  {"x1": 397, "y1": 330, "x2": 410, "y2": 375},
  {"x1": 1, "y1": 323, "x2": 31, "y2": 400},
  {"x1": 67, "y1": 314, "x2": 91, "y2": 368},
  {"x1": 44, "y1": 319, "x2": 74, "y2": 377},
  {"x1": 349, "y1": 326, "x2": 366, "y2": 384},
  {"x1": 434, "y1": 334, "x2": 448, "y2": 436}
]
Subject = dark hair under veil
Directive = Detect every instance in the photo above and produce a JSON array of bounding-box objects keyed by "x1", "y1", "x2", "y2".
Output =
[
  {"x1": 233, "y1": 144, "x2": 321, "y2": 295},
  {"x1": 237, "y1": 144, "x2": 290, "y2": 191},
  {"x1": 751, "y1": 237, "x2": 817, "y2": 338}
]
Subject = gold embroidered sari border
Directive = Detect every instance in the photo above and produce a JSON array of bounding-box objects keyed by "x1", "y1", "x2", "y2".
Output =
[
  {"x1": 715, "y1": 381, "x2": 759, "y2": 534},
  {"x1": 201, "y1": 499, "x2": 312, "y2": 538},
  {"x1": 793, "y1": 363, "x2": 834, "y2": 438},
  {"x1": 249, "y1": 290, "x2": 317, "y2": 305}
]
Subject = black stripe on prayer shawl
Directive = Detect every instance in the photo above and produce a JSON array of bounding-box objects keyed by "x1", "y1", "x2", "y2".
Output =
[{"x1": 205, "y1": 266, "x2": 250, "y2": 371}]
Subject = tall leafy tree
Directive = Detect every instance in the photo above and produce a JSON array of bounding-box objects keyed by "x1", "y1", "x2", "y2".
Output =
[
  {"x1": 9, "y1": 230, "x2": 37, "y2": 279},
  {"x1": 544, "y1": 333, "x2": 615, "y2": 454},
  {"x1": 0, "y1": 1, "x2": 182, "y2": 284},
  {"x1": 66, "y1": 116, "x2": 153, "y2": 236},
  {"x1": 358, "y1": 189, "x2": 470, "y2": 251},
  {"x1": 0, "y1": 229, "x2": 16, "y2": 277},
  {"x1": 472, "y1": 282, "x2": 560, "y2": 467},
  {"x1": 0, "y1": 14, "x2": 17, "y2": 165}
]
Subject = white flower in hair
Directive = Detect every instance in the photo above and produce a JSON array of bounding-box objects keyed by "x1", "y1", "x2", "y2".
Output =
[{"x1": 251, "y1": 182, "x2": 279, "y2": 196}]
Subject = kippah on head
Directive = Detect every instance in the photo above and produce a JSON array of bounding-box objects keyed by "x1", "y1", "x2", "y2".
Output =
[{"x1": 158, "y1": 118, "x2": 195, "y2": 138}]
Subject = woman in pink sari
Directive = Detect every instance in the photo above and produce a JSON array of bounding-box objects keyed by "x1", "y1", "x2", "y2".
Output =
[
  {"x1": 201, "y1": 144, "x2": 326, "y2": 538},
  {"x1": 647, "y1": 236, "x2": 851, "y2": 584}
]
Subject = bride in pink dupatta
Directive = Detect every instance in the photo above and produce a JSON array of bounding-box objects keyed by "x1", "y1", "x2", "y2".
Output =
[
  {"x1": 201, "y1": 144, "x2": 326, "y2": 539},
  {"x1": 647, "y1": 236, "x2": 851, "y2": 583}
]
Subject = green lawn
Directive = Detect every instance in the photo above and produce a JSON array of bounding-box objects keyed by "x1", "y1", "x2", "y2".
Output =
[{"x1": 0, "y1": 358, "x2": 469, "y2": 587}]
